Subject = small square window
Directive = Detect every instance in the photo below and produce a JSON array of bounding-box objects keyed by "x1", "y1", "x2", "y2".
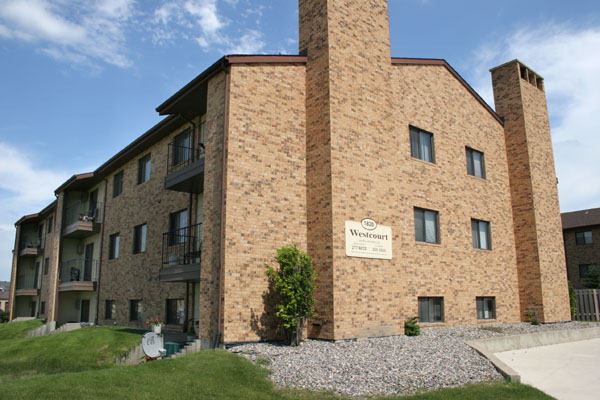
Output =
[
  {"x1": 410, "y1": 126, "x2": 435, "y2": 163},
  {"x1": 579, "y1": 264, "x2": 598, "y2": 280},
  {"x1": 414, "y1": 207, "x2": 439, "y2": 244},
  {"x1": 137, "y1": 154, "x2": 151, "y2": 184},
  {"x1": 166, "y1": 299, "x2": 185, "y2": 325},
  {"x1": 113, "y1": 171, "x2": 124, "y2": 197},
  {"x1": 472, "y1": 219, "x2": 491, "y2": 250},
  {"x1": 133, "y1": 224, "x2": 147, "y2": 254},
  {"x1": 109, "y1": 233, "x2": 120, "y2": 259},
  {"x1": 476, "y1": 297, "x2": 496, "y2": 320},
  {"x1": 105, "y1": 300, "x2": 116, "y2": 320},
  {"x1": 129, "y1": 300, "x2": 142, "y2": 322},
  {"x1": 575, "y1": 231, "x2": 593, "y2": 245},
  {"x1": 418, "y1": 297, "x2": 444, "y2": 323},
  {"x1": 466, "y1": 147, "x2": 486, "y2": 179},
  {"x1": 40, "y1": 301, "x2": 46, "y2": 315}
]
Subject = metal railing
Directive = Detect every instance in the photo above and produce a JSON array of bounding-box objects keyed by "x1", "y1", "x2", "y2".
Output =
[
  {"x1": 166, "y1": 143, "x2": 205, "y2": 175},
  {"x1": 64, "y1": 201, "x2": 103, "y2": 226},
  {"x1": 59, "y1": 258, "x2": 98, "y2": 283},
  {"x1": 16, "y1": 273, "x2": 40, "y2": 290},
  {"x1": 162, "y1": 223, "x2": 202, "y2": 266},
  {"x1": 19, "y1": 237, "x2": 41, "y2": 251}
]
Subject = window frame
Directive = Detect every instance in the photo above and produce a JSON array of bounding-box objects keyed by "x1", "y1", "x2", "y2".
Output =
[
  {"x1": 476, "y1": 297, "x2": 496, "y2": 320},
  {"x1": 105, "y1": 300, "x2": 116, "y2": 320},
  {"x1": 169, "y1": 209, "x2": 188, "y2": 245},
  {"x1": 129, "y1": 300, "x2": 142, "y2": 322},
  {"x1": 575, "y1": 231, "x2": 593, "y2": 246},
  {"x1": 47, "y1": 216, "x2": 53, "y2": 233},
  {"x1": 414, "y1": 207, "x2": 440, "y2": 244},
  {"x1": 113, "y1": 171, "x2": 124, "y2": 197},
  {"x1": 172, "y1": 129, "x2": 192, "y2": 166},
  {"x1": 418, "y1": 297, "x2": 444, "y2": 323},
  {"x1": 409, "y1": 126, "x2": 435, "y2": 163},
  {"x1": 472, "y1": 219, "x2": 492, "y2": 250},
  {"x1": 466, "y1": 147, "x2": 486, "y2": 179},
  {"x1": 109, "y1": 233, "x2": 120, "y2": 260},
  {"x1": 137, "y1": 154, "x2": 151, "y2": 185},
  {"x1": 133, "y1": 224, "x2": 147, "y2": 254},
  {"x1": 40, "y1": 301, "x2": 46, "y2": 315},
  {"x1": 166, "y1": 299, "x2": 185, "y2": 325}
]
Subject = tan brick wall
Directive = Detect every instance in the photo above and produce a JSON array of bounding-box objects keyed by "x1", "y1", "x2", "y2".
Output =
[
  {"x1": 221, "y1": 64, "x2": 307, "y2": 342},
  {"x1": 98, "y1": 119, "x2": 192, "y2": 328},
  {"x1": 564, "y1": 226, "x2": 600, "y2": 289},
  {"x1": 39, "y1": 212, "x2": 57, "y2": 319},
  {"x1": 492, "y1": 60, "x2": 570, "y2": 323}
]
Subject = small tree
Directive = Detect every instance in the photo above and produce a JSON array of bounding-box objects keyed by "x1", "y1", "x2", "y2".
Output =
[
  {"x1": 583, "y1": 269, "x2": 600, "y2": 289},
  {"x1": 265, "y1": 244, "x2": 316, "y2": 346}
]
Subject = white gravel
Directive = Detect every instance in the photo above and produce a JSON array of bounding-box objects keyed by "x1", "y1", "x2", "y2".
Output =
[{"x1": 228, "y1": 321, "x2": 599, "y2": 397}]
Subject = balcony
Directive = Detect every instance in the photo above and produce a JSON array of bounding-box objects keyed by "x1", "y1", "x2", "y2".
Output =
[
  {"x1": 62, "y1": 201, "x2": 102, "y2": 239},
  {"x1": 58, "y1": 258, "x2": 98, "y2": 291},
  {"x1": 15, "y1": 274, "x2": 40, "y2": 296},
  {"x1": 160, "y1": 223, "x2": 202, "y2": 282},
  {"x1": 164, "y1": 143, "x2": 204, "y2": 193},
  {"x1": 18, "y1": 238, "x2": 42, "y2": 257}
]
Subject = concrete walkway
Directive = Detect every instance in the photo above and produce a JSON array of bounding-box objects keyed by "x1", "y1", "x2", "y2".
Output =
[{"x1": 495, "y1": 338, "x2": 600, "y2": 400}]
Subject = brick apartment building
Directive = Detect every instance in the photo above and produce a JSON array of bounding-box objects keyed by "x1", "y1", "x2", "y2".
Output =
[
  {"x1": 562, "y1": 208, "x2": 600, "y2": 289},
  {"x1": 9, "y1": 0, "x2": 570, "y2": 346}
]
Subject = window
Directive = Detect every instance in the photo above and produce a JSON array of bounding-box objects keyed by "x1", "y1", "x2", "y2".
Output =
[
  {"x1": 40, "y1": 301, "x2": 46, "y2": 315},
  {"x1": 44, "y1": 258, "x2": 49, "y2": 275},
  {"x1": 137, "y1": 154, "x2": 151, "y2": 184},
  {"x1": 172, "y1": 129, "x2": 192, "y2": 166},
  {"x1": 472, "y1": 219, "x2": 491, "y2": 250},
  {"x1": 414, "y1": 207, "x2": 439, "y2": 244},
  {"x1": 105, "y1": 300, "x2": 116, "y2": 320},
  {"x1": 133, "y1": 224, "x2": 147, "y2": 254},
  {"x1": 476, "y1": 297, "x2": 496, "y2": 320},
  {"x1": 47, "y1": 216, "x2": 53, "y2": 233},
  {"x1": 410, "y1": 126, "x2": 435, "y2": 163},
  {"x1": 109, "y1": 233, "x2": 120, "y2": 259},
  {"x1": 579, "y1": 264, "x2": 598, "y2": 280},
  {"x1": 166, "y1": 299, "x2": 185, "y2": 325},
  {"x1": 169, "y1": 209, "x2": 188, "y2": 245},
  {"x1": 466, "y1": 147, "x2": 486, "y2": 179},
  {"x1": 418, "y1": 297, "x2": 444, "y2": 323},
  {"x1": 576, "y1": 231, "x2": 593, "y2": 245},
  {"x1": 113, "y1": 171, "x2": 123, "y2": 197},
  {"x1": 129, "y1": 300, "x2": 142, "y2": 321}
]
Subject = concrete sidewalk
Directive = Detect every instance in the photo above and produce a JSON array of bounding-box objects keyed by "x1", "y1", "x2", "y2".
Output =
[{"x1": 495, "y1": 338, "x2": 600, "y2": 400}]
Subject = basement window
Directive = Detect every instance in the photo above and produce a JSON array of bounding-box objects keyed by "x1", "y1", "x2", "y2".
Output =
[
  {"x1": 418, "y1": 297, "x2": 444, "y2": 323},
  {"x1": 476, "y1": 297, "x2": 496, "y2": 320}
]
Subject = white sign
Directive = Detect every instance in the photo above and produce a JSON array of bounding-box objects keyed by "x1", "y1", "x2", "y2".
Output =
[
  {"x1": 345, "y1": 219, "x2": 392, "y2": 259},
  {"x1": 142, "y1": 332, "x2": 164, "y2": 358}
]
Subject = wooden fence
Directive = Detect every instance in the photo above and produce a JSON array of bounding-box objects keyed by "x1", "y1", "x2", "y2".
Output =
[{"x1": 575, "y1": 289, "x2": 600, "y2": 321}]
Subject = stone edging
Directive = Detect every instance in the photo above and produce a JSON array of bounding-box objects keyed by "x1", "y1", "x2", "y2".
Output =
[{"x1": 466, "y1": 326, "x2": 600, "y2": 382}]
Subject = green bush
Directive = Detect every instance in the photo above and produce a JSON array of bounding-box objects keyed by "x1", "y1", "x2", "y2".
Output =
[
  {"x1": 404, "y1": 317, "x2": 420, "y2": 336},
  {"x1": 0, "y1": 311, "x2": 8, "y2": 323},
  {"x1": 265, "y1": 244, "x2": 316, "y2": 346},
  {"x1": 568, "y1": 280, "x2": 577, "y2": 320}
]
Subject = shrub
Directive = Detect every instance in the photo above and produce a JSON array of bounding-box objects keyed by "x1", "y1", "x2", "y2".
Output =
[
  {"x1": 0, "y1": 311, "x2": 8, "y2": 323},
  {"x1": 568, "y1": 280, "x2": 577, "y2": 320},
  {"x1": 265, "y1": 244, "x2": 316, "y2": 346},
  {"x1": 526, "y1": 308, "x2": 539, "y2": 325},
  {"x1": 404, "y1": 317, "x2": 420, "y2": 336}
]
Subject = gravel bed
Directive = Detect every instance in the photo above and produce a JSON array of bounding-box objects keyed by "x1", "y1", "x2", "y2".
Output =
[{"x1": 228, "y1": 321, "x2": 599, "y2": 397}]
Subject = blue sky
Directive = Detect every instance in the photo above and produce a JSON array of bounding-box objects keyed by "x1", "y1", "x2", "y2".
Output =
[{"x1": 1, "y1": 0, "x2": 599, "y2": 280}]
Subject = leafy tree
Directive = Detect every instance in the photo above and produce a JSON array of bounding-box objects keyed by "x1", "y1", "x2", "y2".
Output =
[
  {"x1": 583, "y1": 268, "x2": 600, "y2": 289},
  {"x1": 265, "y1": 244, "x2": 316, "y2": 346}
]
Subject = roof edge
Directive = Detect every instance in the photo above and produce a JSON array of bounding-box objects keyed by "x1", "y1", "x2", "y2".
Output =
[
  {"x1": 392, "y1": 58, "x2": 503, "y2": 126},
  {"x1": 54, "y1": 172, "x2": 95, "y2": 195}
]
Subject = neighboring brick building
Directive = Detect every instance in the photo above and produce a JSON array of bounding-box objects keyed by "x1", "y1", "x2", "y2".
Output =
[
  {"x1": 9, "y1": 0, "x2": 570, "y2": 344},
  {"x1": 0, "y1": 289, "x2": 9, "y2": 312},
  {"x1": 562, "y1": 208, "x2": 600, "y2": 289}
]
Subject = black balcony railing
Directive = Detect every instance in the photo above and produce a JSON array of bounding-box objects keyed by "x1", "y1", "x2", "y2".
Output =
[
  {"x1": 64, "y1": 201, "x2": 103, "y2": 226},
  {"x1": 16, "y1": 274, "x2": 40, "y2": 290},
  {"x1": 167, "y1": 143, "x2": 205, "y2": 175},
  {"x1": 162, "y1": 223, "x2": 202, "y2": 266},
  {"x1": 59, "y1": 258, "x2": 98, "y2": 283}
]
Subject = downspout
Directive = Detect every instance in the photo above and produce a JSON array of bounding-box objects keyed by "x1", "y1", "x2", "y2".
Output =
[
  {"x1": 216, "y1": 62, "x2": 231, "y2": 348},
  {"x1": 95, "y1": 179, "x2": 108, "y2": 325}
]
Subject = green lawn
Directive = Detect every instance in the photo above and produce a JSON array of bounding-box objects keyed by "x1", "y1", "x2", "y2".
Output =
[
  {"x1": 0, "y1": 324, "x2": 143, "y2": 382},
  {"x1": 0, "y1": 322, "x2": 553, "y2": 399},
  {"x1": 0, "y1": 319, "x2": 43, "y2": 340}
]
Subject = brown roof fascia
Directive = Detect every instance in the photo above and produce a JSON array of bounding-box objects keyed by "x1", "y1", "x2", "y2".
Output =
[
  {"x1": 14, "y1": 200, "x2": 57, "y2": 226},
  {"x1": 15, "y1": 213, "x2": 40, "y2": 226},
  {"x1": 54, "y1": 172, "x2": 95, "y2": 195},
  {"x1": 392, "y1": 58, "x2": 503, "y2": 126},
  {"x1": 156, "y1": 55, "x2": 308, "y2": 116},
  {"x1": 562, "y1": 207, "x2": 600, "y2": 230},
  {"x1": 95, "y1": 114, "x2": 184, "y2": 176}
]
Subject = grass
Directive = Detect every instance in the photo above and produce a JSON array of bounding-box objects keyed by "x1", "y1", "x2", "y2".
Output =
[
  {"x1": 0, "y1": 324, "x2": 143, "y2": 382},
  {"x1": 0, "y1": 319, "x2": 43, "y2": 340}
]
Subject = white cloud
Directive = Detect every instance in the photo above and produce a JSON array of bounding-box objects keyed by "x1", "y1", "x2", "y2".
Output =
[
  {"x1": 0, "y1": 142, "x2": 69, "y2": 280},
  {"x1": 468, "y1": 23, "x2": 600, "y2": 212},
  {"x1": 0, "y1": 0, "x2": 135, "y2": 68},
  {"x1": 226, "y1": 29, "x2": 264, "y2": 54}
]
